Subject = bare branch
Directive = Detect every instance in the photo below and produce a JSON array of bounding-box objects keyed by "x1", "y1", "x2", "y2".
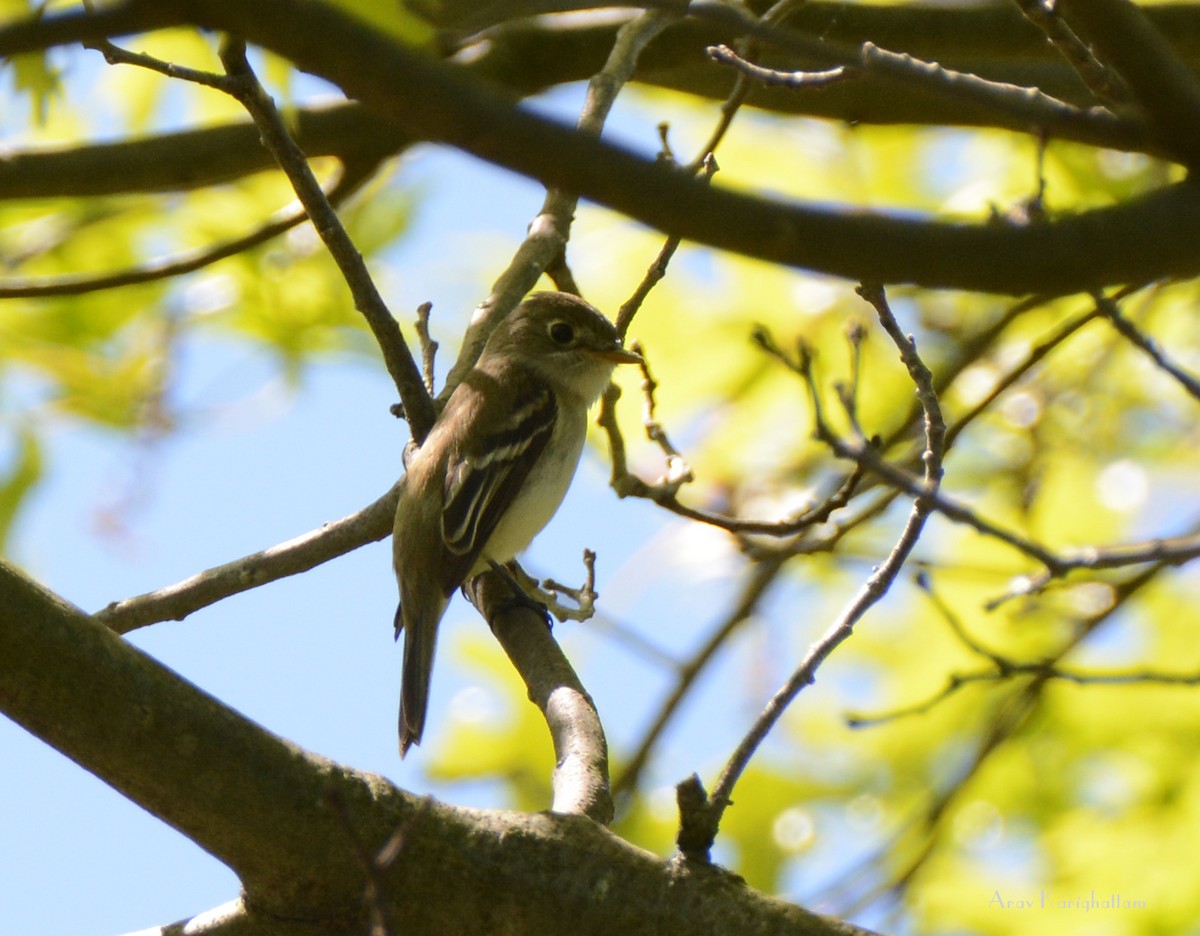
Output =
[
  {"x1": 3, "y1": 561, "x2": 879, "y2": 935},
  {"x1": 414, "y1": 301, "x2": 439, "y2": 397},
  {"x1": 438, "y1": 8, "x2": 681, "y2": 401},
  {"x1": 697, "y1": 285, "x2": 946, "y2": 854},
  {"x1": 598, "y1": 335, "x2": 861, "y2": 538},
  {"x1": 1059, "y1": 0, "x2": 1200, "y2": 169},
  {"x1": 214, "y1": 40, "x2": 437, "y2": 440},
  {"x1": 706, "y1": 44, "x2": 850, "y2": 91},
  {"x1": 987, "y1": 527, "x2": 1200, "y2": 607},
  {"x1": 8, "y1": 3, "x2": 1200, "y2": 293},
  {"x1": 466, "y1": 572, "x2": 613, "y2": 823},
  {"x1": 850, "y1": 655, "x2": 1200, "y2": 729},
  {"x1": 94, "y1": 483, "x2": 400, "y2": 633},
  {"x1": 633, "y1": 343, "x2": 693, "y2": 497},
  {"x1": 0, "y1": 161, "x2": 375, "y2": 299},
  {"x1": 614, "y1": 153, "x2": 719, "y2": 339},
  {"x1": 836, "y1": 554, "x2": 1178, "y2": 911},
  {"x1": 1010, "y1": 0, "x2": 1132, "y2": 107},
  {"x1": 614, "y1": 554, "x2": 789, "y2": 797},
  {"x1": 1094, "y1": 290, "x2": 1200, "y2": 404},
  {"x1": 942, "y1": 303, "x2": 1101, "y2": 451},
  {"x1": 858, "y1": 41, "x2": 1127, "y2": 146}
]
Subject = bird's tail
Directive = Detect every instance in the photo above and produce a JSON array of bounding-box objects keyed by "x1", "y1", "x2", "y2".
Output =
[{"x1": 398, "y1": 600, "x2": 441, "y2": 756}]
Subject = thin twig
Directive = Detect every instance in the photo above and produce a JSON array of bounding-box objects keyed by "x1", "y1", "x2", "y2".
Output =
[
  {"x1": 437, "y1": 9, "x2": 681, "y2": 402},
  {"x1": 598, "y1": 378, "x2": 860, "y2": 538},
  {"x1": 689, "y1": 0, "x2": 816, "y2": 171},
  {"x1": 614, "y1": 154, "x2": 719, "y2": 339},
  {"x1": 414, "y1": 301, "x2": 438, "y2": 396},
  {"x1": 214, "y1": 40, "x2": 437, "y2": 439},
  {"x1": 634, "y1": 343, "x2": 693, "y2": 496},
  {"x1": 1010, "y1": 0, "x2": 1132, "y2": 107},
  {"x1": 942, "y1": 304, "x2": 1102, "y2": 451},
  {"x1": 593, "y1": 324, "x2": 864, "y2": 541},
  {"x1": 82, "y1": 28, "x2": 229, "y2": 88},
  {"x1": 0, "y1": 163, "x2": 371, "y2": 298},
  {"x1": 614, "y1": 553, "x2": 789, "y2": 797},
  {"x1": 1093, "y1": 290, "x2": 1200, "y2": 404},
  {"x1": 837, "y1": 554, "x2": 1176, "y2": 913},
  {"x1": 859, "y1": 40, "x2": 1128, "y2": 142},
  {"x1": 697, "y1": 284, "x2": 946, "y2": 851},
  {"x1": 842, "y1": 287, "x2": 1147, "y2": 576},
  {"x1": 850, "y1": 660, "x2": 1200, "y2": 729},
  {"x1": 94, "y1": 483, "x2": 401, "y2": 633},
  {"x1": 706, "y1": 44, "x2": 850, "y2": 91},
  {"x1": 83, "y1": 30, "x2": 435, "y2": 438},
  {"x1": 987, "y1": 529, "x2": 1200, "y2": 607}
]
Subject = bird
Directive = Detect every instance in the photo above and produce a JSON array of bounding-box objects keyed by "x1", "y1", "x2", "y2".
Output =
[{"x1": 392, "y1": 291, "x2": 641, "y2": 755}]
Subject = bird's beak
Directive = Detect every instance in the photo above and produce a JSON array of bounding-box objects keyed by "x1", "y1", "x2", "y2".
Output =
[{"x1": 593, "y1": 344, "x2": 643, "y2": 365}]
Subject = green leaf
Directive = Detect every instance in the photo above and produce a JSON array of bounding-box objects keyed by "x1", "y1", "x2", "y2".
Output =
[
  {"x1": 0, "y1": 425, "x2": 43, "y2": 552},
  {"x1": 322, "y1": 0, "x2": 436, "y2": 49},
  {"x1": 8, "y1": 49, "x2": 61, "y2": 124}
]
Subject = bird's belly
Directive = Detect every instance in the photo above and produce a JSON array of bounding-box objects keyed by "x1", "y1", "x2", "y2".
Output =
[{"x1": 477, "y1": 416, "x2": 585, "y2": 568}]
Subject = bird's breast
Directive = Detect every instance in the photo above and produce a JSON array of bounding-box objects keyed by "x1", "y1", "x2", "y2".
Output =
[{"x1": 473, "y1": 410, "x2": 588, "y2": 570}]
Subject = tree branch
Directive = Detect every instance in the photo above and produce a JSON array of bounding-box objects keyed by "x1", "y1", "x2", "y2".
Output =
[
  {"x1": 0, "y1": 101, "x2": 407, "y2": 199},
  {"x1": 857, "y1": 40, "x2": 1128, "y2": 147},
  {"x1": 1094, "y1": 290, "x2": 1200, "y2": 404},
  {"x1": 0, "y1": 157, "x2": 377, "y2": 299},
  {"x1": 697, "y1": 285, "x2": 946, "y2": 852},
  {"x1": 1059, "y1": 0, "x2": 1200, "y2": 170},
  {"x1": 614, "y1": 554, "x2": 789, "y2": 797},
  {"x1": 8, "y1": 1, "x2": 1200, "y2": 294},
  {"x1": 0, "y1": 560, "x2": 884, "y2": 936},
  {"x1": 1011, "y1": 0, "x2": 1132, "y2": 107},
  {"x1": 436, "y1": 7, "x2": 679, "y2": 402},
  {"x1": 467, "y1": 572, "x2": 614, "y2": 823},
  {"x1": 94, "y1": 483, "x2": 400, "y2": 633},
  {"x1": 838, "y1": 556, "x2": 1173, "y2": 912},
  {"x1": 213, "y1": 39, "x2": 436, "y2": 439}
]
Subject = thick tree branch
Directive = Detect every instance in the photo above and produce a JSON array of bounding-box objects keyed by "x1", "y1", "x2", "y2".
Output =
[
  {"x1": 0, "y1": 559, "x2": 390, "y2": 919},
  {"x1": 465, "y1": 10, "x2": 1160, "y2": 150},
  {"x1": 0, "y1": 561, "x2": 880, "y2": 936},
  {"x1": 1, "y1": 1, "x2": 1193, "y2": 150},
  {"x1": 0, "y1": 102, "x2": 407, "y2": 199},
  {"x1": 7, "y1": 2, "x2": 1200, "y2": 295},
  {"x1": 0, "y1": 5, "x2": 1168, "y2": 208}
]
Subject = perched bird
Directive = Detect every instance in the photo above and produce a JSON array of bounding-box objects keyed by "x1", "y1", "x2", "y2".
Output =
[{"x1": 392, "y1": 292, "x2": 641, "y2": 755}]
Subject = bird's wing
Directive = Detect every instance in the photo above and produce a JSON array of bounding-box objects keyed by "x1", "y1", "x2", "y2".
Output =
[{"x1": 438, "y1": 376, "x2": 557, "y2": 592}]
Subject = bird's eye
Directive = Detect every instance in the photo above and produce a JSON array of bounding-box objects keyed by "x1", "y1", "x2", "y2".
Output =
[{"x1": 549, "y1": 321, "x2": 575, "y2": 345}]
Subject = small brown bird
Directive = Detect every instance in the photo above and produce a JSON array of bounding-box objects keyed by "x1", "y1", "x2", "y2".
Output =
[{"x1": 392, "y1": 292, "x2": 641, "y2": 755}]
